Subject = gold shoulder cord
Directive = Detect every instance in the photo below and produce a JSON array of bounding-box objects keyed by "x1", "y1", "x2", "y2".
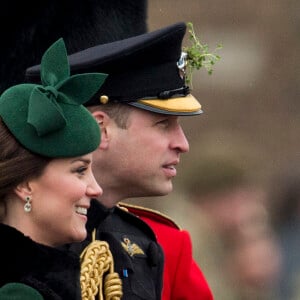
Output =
[{"x1": 80, "y1": 229, "x2": 123, "y2": 300}]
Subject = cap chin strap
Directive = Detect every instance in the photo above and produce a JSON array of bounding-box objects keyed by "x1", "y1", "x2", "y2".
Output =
[
  {"x1": 157, "y1": 86, "x2": 190, "y2": 99},
  {"x1": 107, "y1": 86, "x2": 190, "y2": 104}
]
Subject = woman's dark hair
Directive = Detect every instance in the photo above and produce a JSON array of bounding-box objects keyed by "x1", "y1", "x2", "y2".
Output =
[{"x1": 0, "y1": 118, "x2": 51, "y2": 200}]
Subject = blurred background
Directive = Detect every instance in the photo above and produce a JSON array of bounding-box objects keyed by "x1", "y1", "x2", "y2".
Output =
[{"x1": 127, "y1": 1, "x2": 300, "y2": 299}]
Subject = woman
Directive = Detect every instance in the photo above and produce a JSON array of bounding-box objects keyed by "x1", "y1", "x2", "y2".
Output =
[{"x1": 0, "y1": 39, "x2": 107, "y2": 299}]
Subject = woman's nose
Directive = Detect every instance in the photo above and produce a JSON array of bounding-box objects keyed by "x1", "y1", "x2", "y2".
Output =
[{"x1": 87, "y1": 173, "x2": 103, "y2": 198}]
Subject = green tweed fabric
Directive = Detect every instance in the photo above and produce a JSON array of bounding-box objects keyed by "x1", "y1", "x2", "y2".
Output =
[{"x1": 0, "y1": 283, "x2": 43, "y2": 300}]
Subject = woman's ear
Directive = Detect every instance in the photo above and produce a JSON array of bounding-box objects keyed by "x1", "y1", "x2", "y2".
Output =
[
  {"x1": 14, "y1": 181, "x2": 32, "y2": 201},
  {"x1": 92, "y1": 110, "x2": 110, "y2": 150}
]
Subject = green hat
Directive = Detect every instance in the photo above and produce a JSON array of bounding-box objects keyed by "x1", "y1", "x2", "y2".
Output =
[
  {"x1": 0, "y1": 283, "x2": 43, "y2": 300},
  {"x1": 0, "y1": 39, "x2": 107, "y2": 157}
]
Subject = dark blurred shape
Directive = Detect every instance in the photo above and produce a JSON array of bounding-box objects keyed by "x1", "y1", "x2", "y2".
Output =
[
  {"x1": 268, "y1": 162, "x2": 300, "y2": 300},
  {"x1": 184, "y1": 156, "x2": 247, "y2": 200},
  {"x1": 269, "y1": 163, "x2": 300, "y2": 230},
  {"x1": 0, "y1": 0, "x2": 148, "y2": 93}
]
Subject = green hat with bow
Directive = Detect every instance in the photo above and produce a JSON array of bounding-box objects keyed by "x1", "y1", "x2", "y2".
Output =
[{"x1": 0, "y1": 38, "x2": 107, "y2": 157}]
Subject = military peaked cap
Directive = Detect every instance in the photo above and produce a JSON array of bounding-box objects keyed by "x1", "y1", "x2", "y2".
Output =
[{"x1": 26, "y1": 22, "x2": 203, "y2": 116}]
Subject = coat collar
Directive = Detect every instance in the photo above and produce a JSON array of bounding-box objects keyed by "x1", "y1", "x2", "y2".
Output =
[{"x1": 0, "y1": 223, "x2": 81, "y2": 299}]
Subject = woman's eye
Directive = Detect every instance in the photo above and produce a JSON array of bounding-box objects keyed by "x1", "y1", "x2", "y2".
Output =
[{"x1": 76, "y1": 166, "x2": 88, "y2": 175}]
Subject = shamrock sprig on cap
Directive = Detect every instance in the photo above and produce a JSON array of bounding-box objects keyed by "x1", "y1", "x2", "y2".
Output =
[{"x1": 183, "y1": 22, "x2": 222, "y2": 87}]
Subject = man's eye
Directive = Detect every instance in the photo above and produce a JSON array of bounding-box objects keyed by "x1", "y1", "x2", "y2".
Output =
[{"x1": 157, "y1": 119, "x2": 169, "y2": 126}]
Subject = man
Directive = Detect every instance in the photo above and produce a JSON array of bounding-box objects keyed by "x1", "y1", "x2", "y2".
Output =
[{"x1": 26, "y1": 22, "x2": 213, "y2": 300}]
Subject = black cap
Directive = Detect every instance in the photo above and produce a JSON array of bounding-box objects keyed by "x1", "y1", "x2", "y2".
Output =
[{"x1": 26, "y1": 22, "x2": 202, "y2": 116}]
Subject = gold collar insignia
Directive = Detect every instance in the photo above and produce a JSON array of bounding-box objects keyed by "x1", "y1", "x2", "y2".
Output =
[{"x1": 121, "y1": 237, "x2": 145, "y2": 257}]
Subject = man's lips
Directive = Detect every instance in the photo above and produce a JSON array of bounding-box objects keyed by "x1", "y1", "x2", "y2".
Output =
[{"x1": 162, "y1": 161, "x2": 179, "y2": 177}]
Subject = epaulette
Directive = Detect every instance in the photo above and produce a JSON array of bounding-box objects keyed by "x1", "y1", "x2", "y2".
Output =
[{"x1": 118, "y1": 202, "x2": 181, "y2": 230}]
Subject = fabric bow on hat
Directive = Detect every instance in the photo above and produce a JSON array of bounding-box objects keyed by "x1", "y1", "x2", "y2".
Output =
[{"x1": 27, "y1": 38, "x2": 106, "y2": 137}]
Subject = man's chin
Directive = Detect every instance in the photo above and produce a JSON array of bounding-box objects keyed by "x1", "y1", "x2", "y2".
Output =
[{"x1": 151, "y1": 183, "x2": 173, "y2": 196}]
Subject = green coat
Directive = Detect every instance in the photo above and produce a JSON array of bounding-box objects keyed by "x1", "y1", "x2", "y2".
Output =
[{"x1": 0, "y1": 283, "x2": 43, "y2": 299}]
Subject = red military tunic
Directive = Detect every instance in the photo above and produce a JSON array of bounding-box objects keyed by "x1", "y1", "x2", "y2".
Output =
[{"x1": 120, "y1": 203, "x2": 213, "y2": 300}]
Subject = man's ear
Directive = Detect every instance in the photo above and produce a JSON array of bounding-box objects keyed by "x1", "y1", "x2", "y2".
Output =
[
  {"x1": 92, "y1": 110, "x2": 111, "y2": 149},
  {"x1": 14, "y1": 182, "x2": 32, "y2": 201}
]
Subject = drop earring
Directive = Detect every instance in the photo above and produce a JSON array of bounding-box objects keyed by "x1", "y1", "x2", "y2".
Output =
[{"x1": 24, "y1": 196, "x2": 32, "y2": 213}]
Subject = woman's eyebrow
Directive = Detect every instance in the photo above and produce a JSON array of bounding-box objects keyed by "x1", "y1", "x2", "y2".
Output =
[{"x1": 70, "y1": 157, "x2": 91, "y2": 164}]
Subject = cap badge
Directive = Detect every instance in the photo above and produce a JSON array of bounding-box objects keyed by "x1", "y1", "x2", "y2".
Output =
[
  {"x1": 177, "y1": 51, "x2": 188, "y2": 80},
  {"x1": 121, "y1": 237, "x2": 145, "y2": 257}
]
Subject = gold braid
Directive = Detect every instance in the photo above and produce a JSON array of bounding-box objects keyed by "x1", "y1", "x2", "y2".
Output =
[{"x1": 80, "y1": 229, "x2": 123, "y2": 300}]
